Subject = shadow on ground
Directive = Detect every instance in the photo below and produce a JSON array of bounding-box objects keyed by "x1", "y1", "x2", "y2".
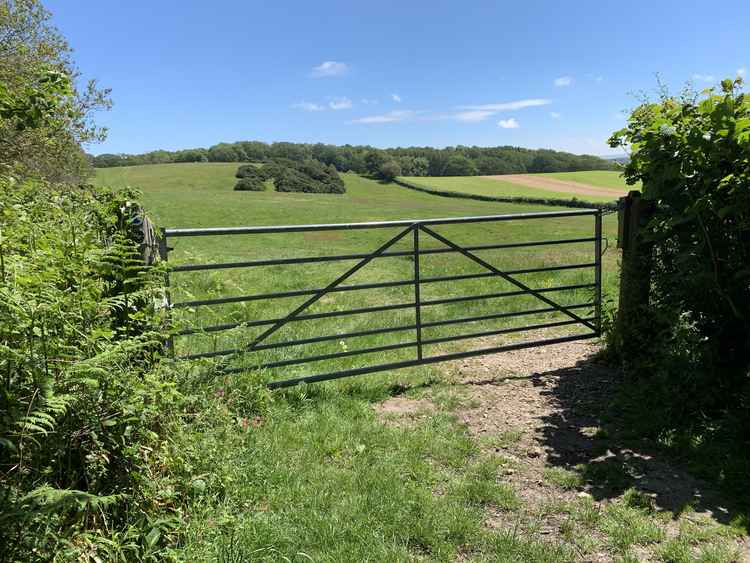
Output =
[{"x1": 529, "y1": 354, "x2": 747, "y2": 527}]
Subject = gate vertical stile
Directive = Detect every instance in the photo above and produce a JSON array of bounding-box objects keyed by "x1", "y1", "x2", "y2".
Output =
[
  {"x1": 413, "y1": 224, "x2": 423, "y2": 360},
  {"x1": 594, "y1": 211, "x2": 602, "y2": 336},
  {"x1": 158, "y1": 227, "x2": 175, "y2": 356}
]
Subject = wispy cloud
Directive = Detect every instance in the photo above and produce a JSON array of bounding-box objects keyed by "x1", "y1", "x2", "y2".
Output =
[
  {"x1": 391, "y1": 93, "x2": 402, "y2": 103},
  {"x1": 738, "y1": 67, "x2": 747, "y2": 77},
  {"x1": 361, "y1": 98, "x2": 378, "y2": 105},
  {"x1": 549, "y1": 111, "x2": 561, "y2": 119},
  {"x1": 311, "y1": 61, "x2": 348, "y2": 78},
  {"x1": 453, "y1": 110, "x2": 495, "y2": 123},
  {"x1": 595, "y1": 76, "x2": 604, "y2": 83},
  {"x1": 328, "y1": 97, "x2": 352, "y2": 110},
  {"x1": 292, "y1": 101, "x2": 325, "y2": 112},
  {"x1": 692, "y1": 73, "x2": 715, "y2": 83},
  {"x1": 498, "y1": 118, "x2": 519, "y2": 129},
  {"x1": 349, "y1": 110, "x2": 414, "y2": 124},
  {"x1": 554, "y1": 76, "x2": 573, "y2": 87},
  {"x1": 459, "y1": 98, "x2": 551, "y2": 111}
]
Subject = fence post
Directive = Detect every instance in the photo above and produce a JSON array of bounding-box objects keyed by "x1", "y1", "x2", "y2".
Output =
[
  {"x1": 158, "y1": 227, "x2": 175, "y2": 356},
  {"x1": 617, "y1": 190, "x2": 654, "y2": 336},
  {"x1": 594, "y1": 210, "x2": 602, "y2": 336}
]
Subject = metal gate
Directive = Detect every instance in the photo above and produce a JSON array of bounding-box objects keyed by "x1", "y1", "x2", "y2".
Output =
[{"x1": 163, "y1": 209, "x2": 602, "y2": 389}]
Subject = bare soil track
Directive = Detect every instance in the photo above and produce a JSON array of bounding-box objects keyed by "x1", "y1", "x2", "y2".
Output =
[
  {"x1": 483, "y1": 174, "x2": 626, "y2": 199},
  {"x1": 376, "y1": 340, "x2": 750, "y2": 561}
]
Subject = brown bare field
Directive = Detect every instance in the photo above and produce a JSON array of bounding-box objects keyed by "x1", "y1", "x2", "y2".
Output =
[{"x1": 483, "y1": 174, "x2": 628, "y2": 199}]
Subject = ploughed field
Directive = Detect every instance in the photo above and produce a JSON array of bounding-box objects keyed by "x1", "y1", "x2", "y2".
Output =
[
  {"x1": 401, "y1": 171, "x2": 637, "y2": 204},
  {"x1": 95, "y1": 163, "x2": 617, "y2": 386}
]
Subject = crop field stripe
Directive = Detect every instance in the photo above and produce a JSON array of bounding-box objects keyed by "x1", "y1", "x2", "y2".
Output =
[
  {"x1": 171, "y1": 262, "x2": 596, "y2": 308},
  {"x1": 175, "y1": 283, "x2": 596, "y2": 336},
  {"x1": 163, "y1": 209, "x2": 597, "y2": 237},
  {"x1": 170, "y1": 236, "x2": 597, "y2": 272},
  {"x1": 224, "y1": 332, "x2": 597, "y2": 388},
  {"x1": 177, "y1": 302, "x2": 595, "y2": 360}
]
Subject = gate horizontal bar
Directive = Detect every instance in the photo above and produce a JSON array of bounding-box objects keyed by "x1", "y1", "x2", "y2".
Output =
[
  {"x1": 171, "y1": 237, "x2": 597, "y2": 272},
  {"x1": 175, "y1": 283, "x2": 596, "y2": 336},
  {"x1": 171, "y1": 262, "x2": 595, "y2": 308},
  {"x1": 177, "y1": 303, "x2": 595, "y2": 360},
  {"x1": 222, "y1": 332, "x2": 598, "y2": 387},
  {"x1": 228, "y1": 317, "x2": 594, "y2": 371},
  {"x1": 164, "y1": 209, "x2": 598, "y2": 237}
]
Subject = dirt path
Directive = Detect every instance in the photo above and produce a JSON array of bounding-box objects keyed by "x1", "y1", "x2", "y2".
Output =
[
  {"x1": 483, "y1": 174, "x2": 626, "y2": 198},
  {"x1": 375, "y1": 340, "x2": 749, "y2": 561}
]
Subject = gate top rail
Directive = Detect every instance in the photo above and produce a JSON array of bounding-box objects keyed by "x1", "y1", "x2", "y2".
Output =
[{"x1": 163, "y1": 209, "x2": 598, "y2": 237}]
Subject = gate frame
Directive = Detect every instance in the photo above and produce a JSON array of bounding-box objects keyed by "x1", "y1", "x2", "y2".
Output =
[{"x1": 163, "y1": 209, "x2": 603, "y2": 389}]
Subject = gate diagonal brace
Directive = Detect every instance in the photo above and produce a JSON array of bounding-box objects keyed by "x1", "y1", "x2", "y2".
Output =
[
  {"x1": 240, "y1": 225, "x2": 415, "y2": 354},
  {"x1": 418, "y1": 224, "x2": 597, "y2": 332}
]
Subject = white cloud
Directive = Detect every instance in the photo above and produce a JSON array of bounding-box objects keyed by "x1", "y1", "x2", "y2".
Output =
[
  {"x1": 361, "y1": 98, "x2": 378, "y2": 105},
  {"x1": 458, "y1": 98, "x2": 551, "y2": 112},
  {"x1": 549, "y1": 111, "x2": 561, "y2": 119},
  {"x1": 292, "y1": 101, "x2": 325, "y2": 112},
  {"x1": 329, "y1": 97, "x2": 352, "y2": 110},
  {"x1": 595, "y1": 76, "x2": 604, "y2": 82},
  {"x1": 453, "y1": 110, "x2": 495, "y2": 123},
  {"x1": 498, "y1": 118, "x2": 519, "y2": 129},
  {"x1": 554, "y1": 76, "x2": 573, "y2": 87},
  {"x1": 391, "y1": 93, "x2": 402, "y2": 103},
  {"x1": 349, "y1": 110, "x2": 414, "y2": 124},
  {"x1": 738, "y1": 67, "x2": 747, "y2": 77},
  {"x1": 311, "y1": 61, "x2": 348, "y2": 78},
  {"x1": 692, "y1": 73, "x2": 715, "y2": 83}
]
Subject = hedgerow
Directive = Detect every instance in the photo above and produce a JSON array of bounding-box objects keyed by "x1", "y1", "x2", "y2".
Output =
[
  {"x1": 605, "y1": 78, "x2": 750, "y2": 495},
  {"x1": 0, "y1": 178, "x2": 184, "y2": 560}
]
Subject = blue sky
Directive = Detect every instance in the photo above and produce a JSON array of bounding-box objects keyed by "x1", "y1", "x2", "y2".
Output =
[{"x1": 47, "y1": 0, "x2": 749, "y2": 156}]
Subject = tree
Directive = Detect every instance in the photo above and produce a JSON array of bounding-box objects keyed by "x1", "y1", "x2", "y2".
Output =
[
  {"x1": 0, "y1": 0, "x2": 111, "y2": 181},
  {"x1": 379, "y1": 160, "x2": 402, "y2": 181},
  {"x1": 364, "y1": 151, "x2": 387, "y2": 176},
  {"x1": 443, "y1": 154, "x2": 478, "y2": 176}
]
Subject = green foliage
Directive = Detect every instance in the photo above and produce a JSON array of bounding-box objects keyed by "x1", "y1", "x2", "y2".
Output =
[
  {"x1": 263, "y1": 158, "x2": 346, "y2": 194},
  {"x1": 443, "y1": 154, "x2": 478, "y2": 176},
  {"x1": 607, "y1": 78, "x2": 750, "y2": 494},
  {"x1": 90, "y1": 140, "x2": 618, "y2": 176},
  {"x1": 0, "y1": 0, "x2": 111, "y2": 182},
  {"x1": 233, "y1": 177, "x2": 265, "y2": 191},
  {"x1": 0, "y1": 178, "x2": 181, "y2": 560},
  {"x1": 378, "y1": 159, "x2": 402, "y2": 181},
  {"x1": 610, "y1": 79, "x2": 750, "y2": 418}
]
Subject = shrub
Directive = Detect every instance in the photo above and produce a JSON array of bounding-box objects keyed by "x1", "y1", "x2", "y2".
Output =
[
  {"x1": 262, "y1": 158, "x2": 345, "y2": 194},
  {"x1": 379, "y1": 160, "x2": 402, "y2": 181},
  {"x1": 234, "y1": 177, "x2": 266, "y2": 191},
  {"x1": 606, "y1": 78, "x2": 750, "y2": 460}
]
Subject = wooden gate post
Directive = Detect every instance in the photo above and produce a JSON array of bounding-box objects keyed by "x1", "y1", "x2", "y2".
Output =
[{"x1": 617, "y1": 190, "x2": 654, "y2": 335}]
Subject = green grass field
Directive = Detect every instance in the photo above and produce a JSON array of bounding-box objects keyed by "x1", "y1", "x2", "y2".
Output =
[
  {"x1": 400, "y1": 171, "x2": 637, "y2": 204},
  {"x1": 96, "y1": 163, "x2": 617, "y2": 377},
  {"x1": 90, "y1": 164, "x2": 743, "y2": 562},
  {"x1": 538, "y1": 171, "x2": 634, "y2": 191}
]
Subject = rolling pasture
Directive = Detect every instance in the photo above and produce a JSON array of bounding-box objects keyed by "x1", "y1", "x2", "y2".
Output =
[
  {"x1": 96, "y1": 163, "x2": 617, "y2": 385},
  {"x1": 93, "y1": 163, "x2": 745, "y2": 562},
  {"x1": 401, "y1": 170, "x2": 636, "y2": 204}
]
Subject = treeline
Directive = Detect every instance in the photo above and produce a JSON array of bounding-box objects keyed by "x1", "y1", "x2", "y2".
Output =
[{"x1": 90, "y1": 141, "x2": 618, "y2": 176}]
